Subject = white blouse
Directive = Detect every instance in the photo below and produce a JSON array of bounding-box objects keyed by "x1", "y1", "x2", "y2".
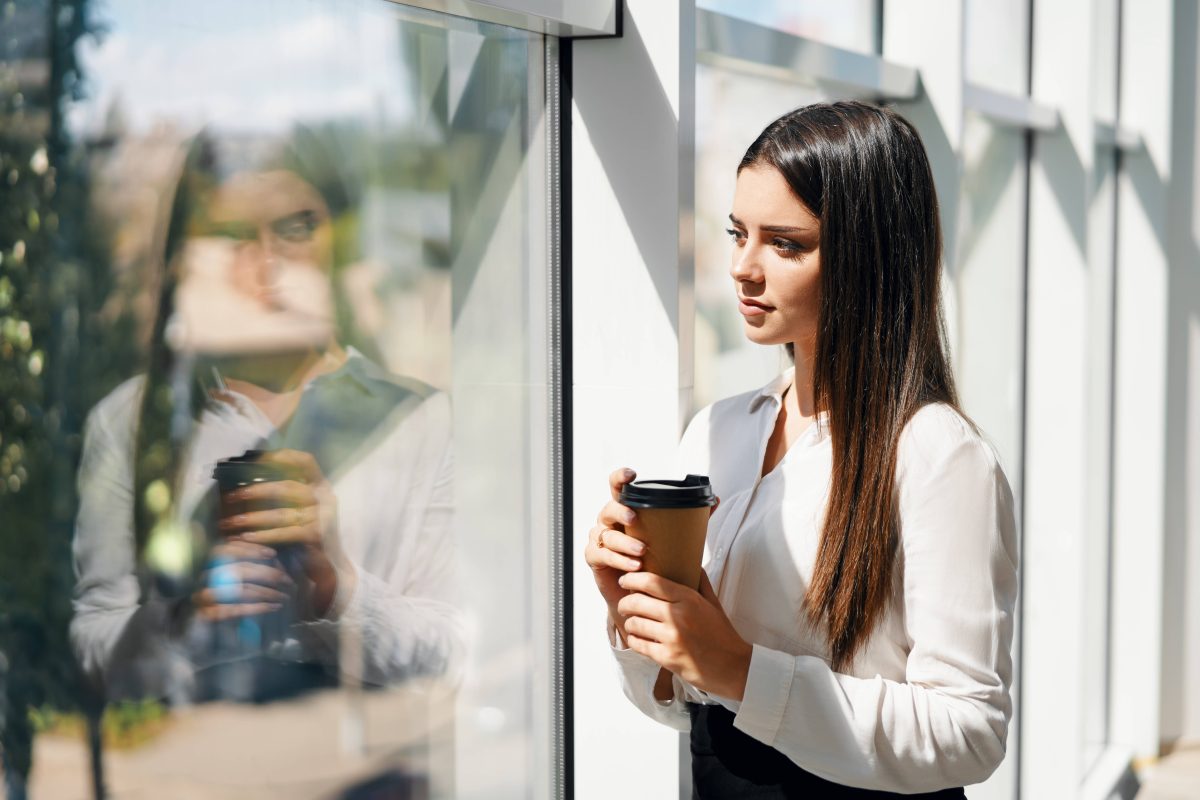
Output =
[
  {"x1": 611, "y1": 369, "x2": 1019, "y2": 792},
  {"x1": 71, "y1": 353, "x2": 463, "y2": 699}
]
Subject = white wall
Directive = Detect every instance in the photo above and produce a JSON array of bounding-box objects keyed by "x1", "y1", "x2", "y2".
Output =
[{"x1": 570, "y1": 1, "x2": 695, "y2": 797}]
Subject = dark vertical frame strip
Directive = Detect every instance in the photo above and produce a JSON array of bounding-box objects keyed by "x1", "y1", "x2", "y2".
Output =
[{"x1": 556, "y1": 35, "x2": 575, "y2": 800}]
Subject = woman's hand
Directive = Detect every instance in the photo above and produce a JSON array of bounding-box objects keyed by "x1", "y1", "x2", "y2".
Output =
[
  {"x1": 584, "y1": 468, "x2": 646, "y2": 633},
  {"x1": 217, "y1": 449, "x2": 354, "y2": 618},
  {"x1": 617, "y1": 570, "x2": 753, "y2": 701},
  {"x1": 193, "y1": 539, "x2": 293, "y2": 621}
]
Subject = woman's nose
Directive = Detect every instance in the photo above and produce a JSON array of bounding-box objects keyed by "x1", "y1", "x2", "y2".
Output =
[
  {"x1": 730, "y1": 242, "x2": 763, "y2": 283},
  {"x1": 233, "y1": 234, "x2": 278, "y2": 295}
]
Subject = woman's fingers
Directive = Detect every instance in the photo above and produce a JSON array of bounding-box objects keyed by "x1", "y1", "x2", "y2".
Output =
[
  {"x1": 623, "y1": 614, "x2": 669, "y2": 643},
  {"x1": 619, "y1": 571, "x2": 688, "y2": 602},
  {"x1": 220, "y1": 504, "x2": 317, "y2": 533},
  {"x1": 206, "y1": 559, "x2": 293, "y2": 589},
  {"x1": 196, "y1": 602, "x2": 284, "y2": 622},
  {"x1": 597, "y1": 499, "x2": 637, "y2": 530},
  {"x1": 195, "y1": 582, "x2": 290, "y2": 607},
  {"x1": 625, "y1": 633, "x2": 668, "y2": 664},
  {"x1": 594, "y1": 522, "x2": 645, "y2": 556},
  {"x1": 209, "y1": 539, "x2": 276, "y2": 562},
  {"x1": 585, "y1": 526, "x2": 642, "y2": 572},
  {"x1": 617, "y1": 589, "x2": 670, "y2": 622},
  {"x1": 608, "y1": 467, "x2": 636, "y2": 502},
  {"x1": 227, "y1": 479, "x2": 316, "y2": 507},
  {"x1": 238, "y1": 525, "x2": 319, "y2": 547}
]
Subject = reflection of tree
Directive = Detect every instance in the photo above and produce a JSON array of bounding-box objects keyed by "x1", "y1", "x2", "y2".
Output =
[{"x1": 0, "y1": 1, "x2": 125, "y2": 797}]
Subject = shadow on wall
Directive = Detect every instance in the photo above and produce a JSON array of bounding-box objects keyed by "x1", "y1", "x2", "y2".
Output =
[{"x1": 572, "y1": 5, "x2": 684, "y2": 333}]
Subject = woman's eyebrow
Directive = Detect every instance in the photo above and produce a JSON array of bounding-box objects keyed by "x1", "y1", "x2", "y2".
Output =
[{"x1": 728, "y1": 213, "x2": 814, "y2": 235}]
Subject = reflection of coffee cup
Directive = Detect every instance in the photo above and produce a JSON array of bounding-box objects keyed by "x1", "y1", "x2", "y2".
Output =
[
  {"x1": 212, "y1": 450, "x2": 291, "y2": 522},
  {"x1": 619, "y1": 475, "x2": 716, "y2": 590},
  {"x1": 210, "y1": 451, "x2": 300, "y2": 649}
]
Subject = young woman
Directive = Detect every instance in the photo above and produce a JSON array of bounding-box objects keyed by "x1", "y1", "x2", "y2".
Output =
[{"x1": 585, "y1": 102, "x2": 1018, "y2": 797}]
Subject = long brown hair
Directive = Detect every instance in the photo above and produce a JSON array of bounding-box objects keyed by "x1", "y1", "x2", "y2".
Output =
[{"x1": 739, "y1": 101, "x2": 960, "y2": 671}]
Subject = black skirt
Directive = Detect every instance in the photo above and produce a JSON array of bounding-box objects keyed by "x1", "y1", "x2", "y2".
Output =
[{"x1": 689, "y1": 704, "x2": 968, "y2": 799}]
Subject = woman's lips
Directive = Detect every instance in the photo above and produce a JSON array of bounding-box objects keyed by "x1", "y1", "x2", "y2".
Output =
[{"x1": 738, "y1": 297, "x2": 773, "y2": 316}]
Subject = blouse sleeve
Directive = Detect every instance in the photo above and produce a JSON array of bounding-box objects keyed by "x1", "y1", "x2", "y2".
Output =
[
  {"x1": 294, "y1": 391, "x2": 466, "y2": 686},
  {"x1": 730, "y1": 428, "x2": 1019, "y2": 792}
]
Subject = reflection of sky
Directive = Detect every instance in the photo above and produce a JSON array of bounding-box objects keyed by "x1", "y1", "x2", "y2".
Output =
[
  {"x1": 697, "y1": 0, "x2": 876, "y2": 54},
  {"x1": 69, "y1": 0, "x2": 416, "y2": 137}
]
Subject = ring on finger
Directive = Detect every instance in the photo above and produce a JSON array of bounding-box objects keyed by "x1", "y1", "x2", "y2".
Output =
[{"x1": 597, "y1": 529, "x2": 606, "y2": 549}]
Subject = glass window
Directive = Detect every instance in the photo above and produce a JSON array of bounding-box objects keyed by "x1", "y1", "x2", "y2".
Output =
[
  {"x1": 951, "y1": 108, "x2": 1029, "y2": 800},
  {"x1": 693, "y1": 63, "x2": 829, "y2": 411},
  {"x1": 964, "y1": 0, "x2": 1030, "y2": 95},
  {"x1": 1, "y1": 1, "x2": 558, "y2": 797},
  {"x1": 954, "y1": 112, "x2": 1027, "y2": 485},
  {"x1": 698, "y1": 0, "x2": 880, "y2": 55}
]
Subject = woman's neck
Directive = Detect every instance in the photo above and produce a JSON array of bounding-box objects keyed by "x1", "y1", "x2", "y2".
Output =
[
  {"x1": 790, "y1": 341, "x2": 817, "y2": 419},
  {"x1": 219, "y1": 343, "x2": 347, "y2": 427}
]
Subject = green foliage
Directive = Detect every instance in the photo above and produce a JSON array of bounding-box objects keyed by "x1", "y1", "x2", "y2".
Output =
[
  {"x1": 32, "y1": 699, "x2": 170, "y2": 750},
  {"x1": 1, "y1": 0, "x2": 134, "y2": 786}
]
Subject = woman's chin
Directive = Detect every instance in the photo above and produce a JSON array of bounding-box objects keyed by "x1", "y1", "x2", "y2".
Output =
[{"x1": 742, "y1": 321, "x2": 787, "y2": 347}]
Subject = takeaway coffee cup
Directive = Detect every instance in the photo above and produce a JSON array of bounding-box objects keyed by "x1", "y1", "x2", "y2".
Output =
[
  {"x1": 211, "y1": 449, "x2": 304, "y2": 579},
  {"x1": 211, "y1": 450, "x2": 301, "y2": 654},
  {"x1": 212, "y1": 450, "x2": 292, "y2": 521},
  {"x1": 618, "y1": 474, "x2": 717, "y2": 590}
]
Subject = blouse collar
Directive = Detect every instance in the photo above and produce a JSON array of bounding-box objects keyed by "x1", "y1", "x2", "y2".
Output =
[{"x1": 747, "y1": 367, "x2": 831, "y2": 441}]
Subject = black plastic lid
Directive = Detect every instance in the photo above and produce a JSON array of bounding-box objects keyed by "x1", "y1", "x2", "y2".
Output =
[
  {"x1": 212, "y1": 450, "x2": 290, "y2": 488},
  {"x1": 619, "y1": 474, "x2": 716, "y2": 509}
]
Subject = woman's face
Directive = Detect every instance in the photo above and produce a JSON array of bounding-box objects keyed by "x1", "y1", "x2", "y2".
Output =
[
  {"x1": 176, "y1": 169, "x2": 337, "y2": 356},
  {"x1": 728, "y1": 165, "x2": 821, "y2": 352}
]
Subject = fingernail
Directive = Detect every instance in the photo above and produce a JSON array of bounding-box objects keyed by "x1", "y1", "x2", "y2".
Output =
[
  {"x1": 622, "y1": 510, "x2": 637, "y2": 525},
  {"x1": 622, "y1": 468, "x2": 635, "y2": 480},
  {"x1": 618, "y1": 574, "x2": 628, "y2": 588},
  {"x1": 628, "y1": 560, "x2": 641, "y2": 571},
  {"x1": 629, "y1": 541, "x2": 645, "y2": 555}
]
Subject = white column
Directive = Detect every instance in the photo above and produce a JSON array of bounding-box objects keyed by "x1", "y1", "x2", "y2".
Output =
[
  {"x1": 1021, "y1": 0, "x2": 1096, "y2": 794},
  {"x1": 1109, "y1": 0, "x2": 1175, "y2": 766},
  {"x1": 1159, "y1": 0, "x2": 1200, "y2": 751},
  {"x1": 569, "y1": 1, "x2": 695, "y2": 797}
]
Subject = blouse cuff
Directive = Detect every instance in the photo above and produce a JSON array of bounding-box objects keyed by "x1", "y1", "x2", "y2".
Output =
[
  {"x1": 609, "y1": 626, "x2": 676, "y2": 708},
  {"x1": 733, "y1": 644, "x2": 795, "y2": 745}
]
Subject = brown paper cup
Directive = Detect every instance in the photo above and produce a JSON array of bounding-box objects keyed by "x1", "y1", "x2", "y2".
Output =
[
  {"x1": 624, "y1": 506, "x2": 710, "y2": 590},
  {"x1": 618, "y1": 474, "x2": 717, "y2": 590}
]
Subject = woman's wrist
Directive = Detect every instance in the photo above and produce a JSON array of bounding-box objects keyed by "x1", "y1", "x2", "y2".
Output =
[
  {"x1": 724, "y1": 639, "x2": 754, "y2": 702},
  {"x1": 606, "y1": 605, "x2": 629, "y2": 648}
]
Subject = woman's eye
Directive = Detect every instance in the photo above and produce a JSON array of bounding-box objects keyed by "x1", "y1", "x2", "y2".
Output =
[
  {"x1": 271, "y1": 210, "x2": 319, "y2": 243},
  {"x1": 725, "y1": 227, "x2": 746, "y2": 243},
  {"x1": 772, "y1": 238, "x2": 802, "y2": 254}
]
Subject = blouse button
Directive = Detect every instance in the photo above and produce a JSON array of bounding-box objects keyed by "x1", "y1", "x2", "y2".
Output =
[{"x1": 715, "y1": 546, "x2": 725, "y2": 558}]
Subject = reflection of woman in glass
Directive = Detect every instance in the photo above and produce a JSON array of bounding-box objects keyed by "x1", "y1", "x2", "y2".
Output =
[
  {"x1": 71, "y1": 133, "x2": 462, "y2": 702},
  {"x1": 587, "y1": 103, "x2": 1017, "y2": 795}
]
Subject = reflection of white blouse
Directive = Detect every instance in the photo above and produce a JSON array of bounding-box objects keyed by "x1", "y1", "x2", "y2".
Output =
[
  {"x1": 612, "y1": 369, "x2": 1019, "y2": 792},
  {"x1": 71, "y1": 354, "x2": 462, "y2": 700}
]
